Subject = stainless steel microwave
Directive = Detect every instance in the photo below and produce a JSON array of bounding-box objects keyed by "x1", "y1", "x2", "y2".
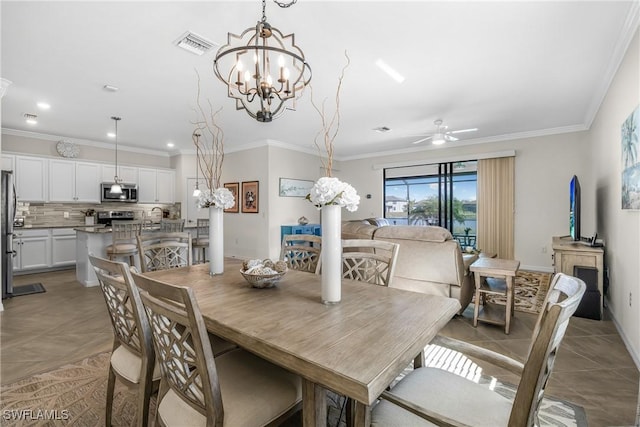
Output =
[{"x1": 100, "y1": 183, "x2": 138, "y2": 203}]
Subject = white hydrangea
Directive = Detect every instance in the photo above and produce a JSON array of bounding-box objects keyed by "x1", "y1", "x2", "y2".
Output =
[
  {"x1": 197, "y1": 187, "x2": 235, "y2": 209},
  {"x1": 306, "y1": 176, "x2": 360, "y2": 212}
]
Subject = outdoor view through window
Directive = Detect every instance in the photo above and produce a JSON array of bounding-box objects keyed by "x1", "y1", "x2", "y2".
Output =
[{"x1": 384, "y1": 161, "x2": 477, "y2": 248}]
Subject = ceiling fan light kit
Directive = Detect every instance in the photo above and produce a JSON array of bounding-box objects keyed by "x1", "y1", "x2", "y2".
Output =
[
  {"x1": 411, "y1": 119, "x2": 477, "y2": 145},
  {"x1": 213, "y1": 0, "x2": 311, "y2": 122}
]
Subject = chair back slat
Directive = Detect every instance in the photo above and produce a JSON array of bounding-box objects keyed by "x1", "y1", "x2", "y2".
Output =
[
  {"x1": 509, "y1": 273, "x2": 586, "y2": 426},
  {"x1": 340, "y1": 239, "x2": 400, "y2": 286},
  {"x1": 132, "y1": 272, "x2": 224, "y2": 424},
  {"x1": 280, "y1": 234, "x2": 322, "y2": 273},
  {"x1": 137, "y1": 232, "x2": 192, "y2": 272},
  {"x1": 111, "y1": 220, "x2": 142, "y2": 243},
  {"x1": 160, "y1": 219, "x2": 185, "y2": 232},
  {"x1": 196, "y1": 219, "x2": 209, "y2": 240}
]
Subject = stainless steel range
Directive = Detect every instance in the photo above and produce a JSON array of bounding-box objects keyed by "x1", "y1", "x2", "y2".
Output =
[{"x1": 96, "y1": 210, "x2": 135, "y2": 226}]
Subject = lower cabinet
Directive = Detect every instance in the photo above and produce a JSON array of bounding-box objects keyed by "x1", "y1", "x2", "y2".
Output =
[{"x1": 13, "y1": 228, "x2": 76, "y2": 273}]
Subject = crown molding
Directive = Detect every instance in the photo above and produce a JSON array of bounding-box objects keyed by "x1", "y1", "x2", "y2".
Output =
[{"x1": 1, "y1": 128, "x2": 170, "y2": 157}]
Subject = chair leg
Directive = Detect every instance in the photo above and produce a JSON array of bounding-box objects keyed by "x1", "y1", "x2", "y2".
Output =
[
  {"x1": 106, "y1": 365, "x2": 116, "y2": 427},
  {"x1": 136, "y1": 362, "x2": 155, "y2": 427}
]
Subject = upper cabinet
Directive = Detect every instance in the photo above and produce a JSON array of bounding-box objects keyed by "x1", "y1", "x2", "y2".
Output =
[
  {"x1": 15, "y1": 156, "x2": 48, "y2": 202},
  {"x1": 138, "y1": 168, "x2": 175, "y2": 203},
  {"x1": 49, "y1": 159, "x2": 101, "y2": 202},
  {"x1": 101, "y1": 164, "x2": 138, "y2": 185}
]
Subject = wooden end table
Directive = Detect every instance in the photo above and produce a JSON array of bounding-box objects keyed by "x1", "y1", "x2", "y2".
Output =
[{"x1": 470, "y1": 257, "x2": 520, "y2": 334}]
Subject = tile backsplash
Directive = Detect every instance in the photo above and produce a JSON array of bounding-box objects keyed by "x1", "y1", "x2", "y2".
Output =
[{"x1": 16, "y1": 202, "x2": 181, "y2": 228}]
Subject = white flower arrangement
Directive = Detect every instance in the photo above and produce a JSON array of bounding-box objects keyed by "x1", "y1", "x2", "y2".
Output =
[
  {"x1": 306, "y1": 176, "x2": 360, "y2": 212},
  {"x1": 197, "y1": 187, "x2": 235, "y2": 209}
]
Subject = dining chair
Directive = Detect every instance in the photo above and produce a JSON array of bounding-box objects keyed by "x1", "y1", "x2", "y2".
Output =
[
  {"x1": 88, "y1": 254, "x2": 159, "y2": 427},
  {"x1": 137, "y1": 232, "x2": 192, "y2": 273},
  {"x1": 371, "y1": 272, "x2": 586, "y2": 427},
  {"x1": 192, "y1": 218, "x2": 209, "y2": 264},
  {"x1": 280, "y1": 234, "x2": 322, "y2": 273},
  {"x1": 340, "y1": 239, "x2": 400, "y2": 286},
  {"x1": 160, "y1": 218, "x2": 185, "y2": 232},
  {"x1": 106, "y1": 220, "x2": 143, "y2": 266},
  {"x1": 130, "y1": 271, "x2": 303, "y2": 427}
]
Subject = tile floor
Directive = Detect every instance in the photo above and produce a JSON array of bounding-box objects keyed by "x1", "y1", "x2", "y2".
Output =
[{"x1": 1, "y1": 269, "x2": 638, "y2": 426}]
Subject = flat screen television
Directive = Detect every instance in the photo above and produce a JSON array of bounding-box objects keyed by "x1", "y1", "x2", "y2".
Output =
[{"x1": 569, "y1": 175, "x2": 581, "y2": 241}]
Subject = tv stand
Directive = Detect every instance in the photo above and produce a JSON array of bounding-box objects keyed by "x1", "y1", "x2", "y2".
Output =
[{"x1": 552, "y1": 236, "x2": 604, "y2": 319}]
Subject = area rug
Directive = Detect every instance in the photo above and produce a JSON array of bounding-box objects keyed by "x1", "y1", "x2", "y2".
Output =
[
  {"x1": 0, "y1": 347, "x2": 586, "y2": 427},
  {"x1": 482, "y1": 270, "x2": 553, "y2": 314},
  {"x1": 10, "y1": 283, "x2": 45, "y2": 297}
]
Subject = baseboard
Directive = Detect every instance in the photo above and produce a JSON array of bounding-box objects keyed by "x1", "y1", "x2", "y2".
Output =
[{"x1": 608, "y1": 303, "x2": 640, "y2": 370}]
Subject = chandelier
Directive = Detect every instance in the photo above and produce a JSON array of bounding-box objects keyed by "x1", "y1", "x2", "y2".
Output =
[{"x1": 213, "y1": 0, "x2": 311, "y2": 122}]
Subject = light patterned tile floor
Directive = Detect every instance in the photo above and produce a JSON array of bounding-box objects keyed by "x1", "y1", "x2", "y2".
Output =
[{"x1": 1, "y1": 269, "x2": 638, "y2": 426}]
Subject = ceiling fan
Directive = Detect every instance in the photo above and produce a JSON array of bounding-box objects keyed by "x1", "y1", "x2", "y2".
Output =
[{"x1": 410, "y1": 119, "x2": 478, "y2": 145}]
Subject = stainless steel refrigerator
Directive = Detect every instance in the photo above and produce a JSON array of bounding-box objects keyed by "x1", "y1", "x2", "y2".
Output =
[{"x1": 2, "y1": 170, "x2": 16, "y2": 299}]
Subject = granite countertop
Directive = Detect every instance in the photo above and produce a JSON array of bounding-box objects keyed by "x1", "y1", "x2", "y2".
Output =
[{"x1": 18, "y1": 224, "x2": 87, "y2": 230}]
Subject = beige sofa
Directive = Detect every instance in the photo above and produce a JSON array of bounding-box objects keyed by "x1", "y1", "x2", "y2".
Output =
[{"x1": 341, "y1": 221, "x2": 477, "y2": 313}]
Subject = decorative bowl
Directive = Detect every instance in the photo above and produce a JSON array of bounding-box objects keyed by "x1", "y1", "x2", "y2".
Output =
[{"x1": 240, "y1": 268, "x2": 287, "y2": 288}]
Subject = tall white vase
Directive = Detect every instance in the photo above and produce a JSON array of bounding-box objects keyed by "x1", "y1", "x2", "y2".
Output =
[
  {"x1": 321, "y1": 204, "x2": 342, "y2": 304},
  {"x1": 209, "y1": 206, "x2": 224, "y2": 275}
]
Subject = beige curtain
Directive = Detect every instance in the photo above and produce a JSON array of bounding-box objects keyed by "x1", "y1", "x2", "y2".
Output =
[{"x1": 477, "y1": 157, "x2": 515, "y2": 259}]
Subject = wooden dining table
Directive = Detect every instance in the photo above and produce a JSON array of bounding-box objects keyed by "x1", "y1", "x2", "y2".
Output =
[{"x1": 145, "y1": 259, "x2": 461, "y2": 427}]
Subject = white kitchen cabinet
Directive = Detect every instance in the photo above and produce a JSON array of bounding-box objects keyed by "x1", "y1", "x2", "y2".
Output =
[
  {"x1": 2, "y1": 154, "x2": 15, "y2": 171},
  {"x1": 49, "y1": 159, "x2": 101, "y2": 202},
  {"x1": 13, "y1": 229, "x2": 51, "y2": 272},
  {"x1": 51, "y1": 228, "x2": 76, "y2": 267},
  {"x1": 138, "y1": 168, "x2": 175, "y2": 203},
  {"x1": 101, "y1": 164, "x2": 138, "y2": 185},
  {"x1": 15, "y1": 156, "x2": 47, "y2": 201}
]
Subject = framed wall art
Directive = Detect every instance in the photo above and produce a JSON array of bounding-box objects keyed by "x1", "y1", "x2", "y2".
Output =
[
  {"x1": 622, "y1": 104, "x2": 639, "y2": 210},
  {"x1": 223, "y1": 182, "x2": 239, "y2": 213},
  {"x1": 279, "y1": 178, "x2": 314, "y2": 197},
  {"x1": 241, "y1": 181, "x2": 259, "y2": 213}
]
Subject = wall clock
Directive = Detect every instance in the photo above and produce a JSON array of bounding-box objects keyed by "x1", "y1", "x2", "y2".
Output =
[{"x1": 56, "y1": 140, "x2": 79, "y2": 158}]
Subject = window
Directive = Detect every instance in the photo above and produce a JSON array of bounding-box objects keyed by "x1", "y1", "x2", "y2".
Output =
[{"x1": 384, "y1": 161, "x2": 477, "y2": 247}]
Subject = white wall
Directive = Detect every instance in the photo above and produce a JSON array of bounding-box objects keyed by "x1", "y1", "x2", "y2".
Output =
[
  {"x1": 1, "y1": 133, "x2": 171, "y2": 168},
  {"x1": 589, "y1": 28, "x2": 639, "y2": 365},
  {"x1": 339, "y1": 132, "x2": 592, "y2": 272}
]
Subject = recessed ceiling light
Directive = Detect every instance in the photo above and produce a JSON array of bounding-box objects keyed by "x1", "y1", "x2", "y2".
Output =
[
  {"x1": 24, "y1": 113, "x2": 37, "y2": 125},
  {"x1": 375, "y1": 59, "x2": 405, "y2": 84},
  {"x1": 107, "y1": 132, "x2": 116, "y2": 138},
  {"x1": 167, "y1": 142, "x2": 175, "y2": 148},
  {"x1": 37, "y1": 102, "x2": 50, "y2": 110},
  {"x1": 373, "y1": 126, "x2": 392, "y2": 133}
]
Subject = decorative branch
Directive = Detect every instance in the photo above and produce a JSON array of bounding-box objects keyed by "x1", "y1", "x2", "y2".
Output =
[
  {"x1": 192, "y1": 69, "x2": 224, "y2": 190},
  {"x1": 310, "y1": 51, "x2": 350, "y2": 177}
]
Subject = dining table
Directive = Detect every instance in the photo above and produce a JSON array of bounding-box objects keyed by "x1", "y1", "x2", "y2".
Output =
[{"x1": 145, "y1": 259, "x2": 461, "y2": 427}]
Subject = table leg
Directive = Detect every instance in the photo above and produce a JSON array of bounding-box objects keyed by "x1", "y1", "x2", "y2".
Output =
[
  {"x1": 302, "y1": 379, "x2": 326, "y2": 427},
  {"x1": 505, "y1": 276, "x2": 513, "y2": 334},
  {"x1": 473, "y1": 272, "x2": 482, "y2": 327},
  {"x1": 352, "y1": 400, "x2": 371, "y2": 427}
]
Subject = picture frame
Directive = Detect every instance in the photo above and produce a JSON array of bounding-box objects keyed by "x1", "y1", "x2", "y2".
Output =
[
  {"x1": 622, "y1": 105, "x2": 639, "y2": 210},
  {"x1": 223, "y1": 182, "x2": 239, "y2": 213},
  {"x1": 279, "y1": 178, "x2": 314, "y2": 197},
  {"x1": 241, "y1": 181, "x2": 259, "y2": 213}
]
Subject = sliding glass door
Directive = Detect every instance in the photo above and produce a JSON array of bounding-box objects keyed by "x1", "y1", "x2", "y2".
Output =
[{"x1": 384, "y1": 161, "x2": 478, "y2": 247}]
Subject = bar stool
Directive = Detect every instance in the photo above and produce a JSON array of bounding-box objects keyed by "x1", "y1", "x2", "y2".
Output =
[
  {"x1": 106, "y1": 220, "x2": 142, "y2": 267},
  {"x1": 192, "y1": 218, "x2": 209, "y2": 264}
]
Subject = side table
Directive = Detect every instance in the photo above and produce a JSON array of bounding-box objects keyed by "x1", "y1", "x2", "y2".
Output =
[{"x1": 470, "y1": 257, "x2": 520, "y2": 334}]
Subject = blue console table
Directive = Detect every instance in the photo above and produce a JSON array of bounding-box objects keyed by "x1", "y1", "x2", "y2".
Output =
[{"x1": 280, "y1": 224, "x2": 321, "y2": 243}]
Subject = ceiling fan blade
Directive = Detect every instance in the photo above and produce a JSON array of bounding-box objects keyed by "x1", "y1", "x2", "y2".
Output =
[
  {"x1": 411, "y1": 136, "x2": 433, "y2": 144},
  {"x1": 449, "y1": 128, "x2": 478, "y2": 134}
]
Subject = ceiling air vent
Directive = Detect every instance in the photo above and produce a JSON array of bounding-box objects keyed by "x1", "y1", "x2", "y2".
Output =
[{"x1": 175, "y1": 31, "x2": 216, "y2": 56}]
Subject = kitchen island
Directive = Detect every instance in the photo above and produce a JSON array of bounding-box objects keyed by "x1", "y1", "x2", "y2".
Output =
[{"x1": 75, "y1": 224, "x2": 163, "y2": 286}]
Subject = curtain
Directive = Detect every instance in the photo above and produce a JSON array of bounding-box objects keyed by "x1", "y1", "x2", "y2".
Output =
[{"x1": 477, "y1": 157, "x2": 515, "y2": 259}]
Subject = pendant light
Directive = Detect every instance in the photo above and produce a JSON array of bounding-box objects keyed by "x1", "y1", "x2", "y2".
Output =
[
  {"x1": 192, "y1": 132, "x2": 202, "y2": 197},
  {"x1": 110, "y1": 116, "x2": 123, "y2": 194}
]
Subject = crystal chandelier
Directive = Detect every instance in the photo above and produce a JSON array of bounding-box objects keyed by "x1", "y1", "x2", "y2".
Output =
[
  {"x1": 110, "y1": 116, "x2": 122, "y2": 194},
  {"x1": 213, "y1": 0, "x2": 311, "y2": 122}
]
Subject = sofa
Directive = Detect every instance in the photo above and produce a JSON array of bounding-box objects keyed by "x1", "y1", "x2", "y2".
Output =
[{"x1": 341, "y1": 220, "x2": 477, "y2": 313}]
